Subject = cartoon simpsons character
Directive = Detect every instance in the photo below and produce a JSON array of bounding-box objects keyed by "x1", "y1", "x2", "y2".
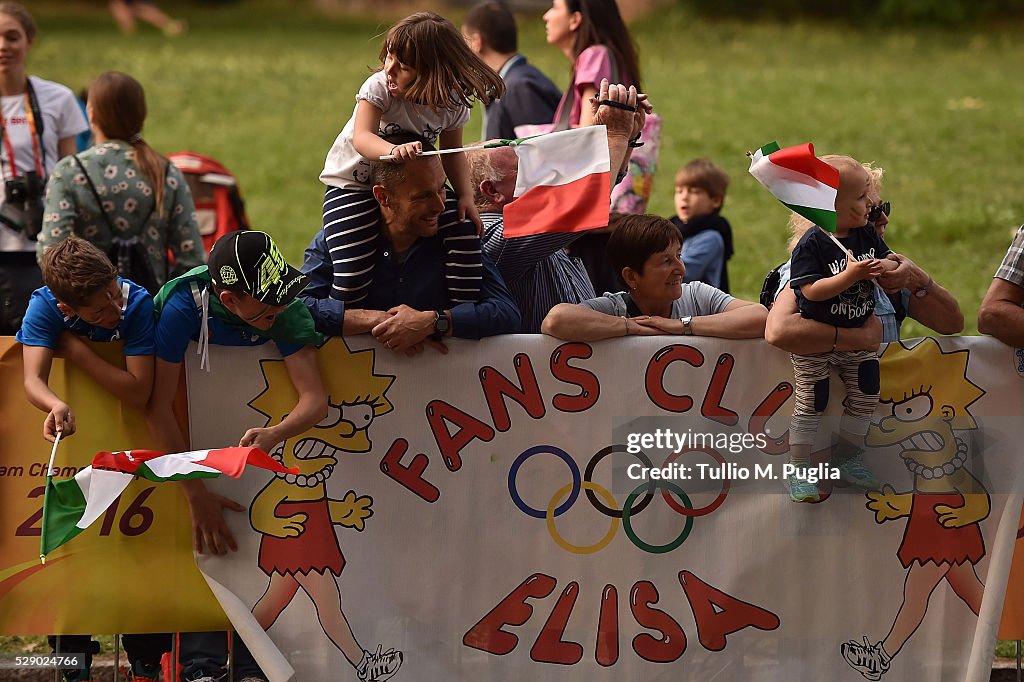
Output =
[
  {"x1": 842, "y1": 339, "x2": 988, "y2": 680},
  {"x1": 247, "y1": 338, "x2": 403, "y2": 682}
]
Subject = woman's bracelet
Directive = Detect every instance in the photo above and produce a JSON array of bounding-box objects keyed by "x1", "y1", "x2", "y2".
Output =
[{"x1": 623, "y1": 316, "x2": 629, "y2": 336}]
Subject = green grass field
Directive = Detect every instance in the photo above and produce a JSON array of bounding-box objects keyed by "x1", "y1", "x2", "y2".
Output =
[{"x1": 29, "y1": 1, "x2": 1024, "y2": 336}]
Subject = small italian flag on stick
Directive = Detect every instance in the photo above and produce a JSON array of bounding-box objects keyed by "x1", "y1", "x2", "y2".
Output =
[
  {"x1": 748, "y1": 141, "x2": 840, "y2": 232},
  {"x1": 40, "y1": 445, "x2": 297, "y2": 560}
]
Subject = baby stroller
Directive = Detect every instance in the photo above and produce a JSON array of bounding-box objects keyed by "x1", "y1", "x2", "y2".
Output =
[{"x1": 167, "y1": 151, "x2": 249, "y2": 254}]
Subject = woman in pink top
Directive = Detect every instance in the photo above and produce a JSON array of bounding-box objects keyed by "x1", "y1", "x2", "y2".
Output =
[{"x1": 543, "y1": 0, "x2": 642, "y2": 128}]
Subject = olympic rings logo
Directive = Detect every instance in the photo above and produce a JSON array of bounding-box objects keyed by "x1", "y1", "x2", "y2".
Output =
[{"x1": 507, "y1": 444, "x2": 730, "y2": 555}]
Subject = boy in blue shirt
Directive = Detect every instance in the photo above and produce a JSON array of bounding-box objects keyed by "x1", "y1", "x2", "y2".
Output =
[
  {"x1": 17, "y1": 236, "x2": 168, "y2": 680},
  {"x1": 18, "y1": 236, "x2": 155, "y2": 441},
  {"x1": 145, "y1": 230, "x2": 327, "y2": 682}
]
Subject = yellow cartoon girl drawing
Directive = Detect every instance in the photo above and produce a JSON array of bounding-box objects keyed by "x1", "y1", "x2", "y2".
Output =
[
  {"x1": 842, "y1": 339, "x2": 988, "y2": 680},
  {"x1": 247, "y1": 339, "x2": 403, "y2": 682}
]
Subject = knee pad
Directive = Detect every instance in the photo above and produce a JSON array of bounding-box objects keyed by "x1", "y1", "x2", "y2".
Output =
[
  {"x1": 813, "y1": 378, "x2": 830, "y2": 412},
  {"x1": 858, "y1": 359, "x2": 880, "y2": 396}
]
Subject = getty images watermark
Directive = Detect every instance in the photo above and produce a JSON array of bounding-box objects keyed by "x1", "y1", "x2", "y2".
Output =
[{"x1": 622, "y1": 426, "x2": 840, "y2": 485}]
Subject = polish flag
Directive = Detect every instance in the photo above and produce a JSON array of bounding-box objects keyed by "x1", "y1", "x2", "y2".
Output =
[
  {"x1": 748, "y1": 141, "x2": 840, "y2": 232},
  {"x1": 503, "y1": 126, "x2": 611, "y2": 238}
]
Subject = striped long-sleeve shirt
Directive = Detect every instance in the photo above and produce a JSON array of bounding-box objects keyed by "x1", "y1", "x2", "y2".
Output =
[{"x1": 480, "y1": 212, "x2": 596, "y2": 333}]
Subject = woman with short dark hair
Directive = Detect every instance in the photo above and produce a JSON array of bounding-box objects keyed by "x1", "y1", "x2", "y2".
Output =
[{"x1": 541, "y1": 214, "x2": 767, "y2": 341}]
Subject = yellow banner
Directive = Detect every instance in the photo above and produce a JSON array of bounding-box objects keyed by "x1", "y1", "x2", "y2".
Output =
[{"x1": 0, "y1": 337, "x2": 227, "y2": 635}]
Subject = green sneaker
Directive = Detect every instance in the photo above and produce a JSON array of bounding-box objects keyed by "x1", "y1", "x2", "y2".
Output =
[
  {"x1": 787, "y1": 467, "x2": 820, "y2": 503},
  {"x1": 834, "y1": 452, "x2": 879, "y2": 489}
]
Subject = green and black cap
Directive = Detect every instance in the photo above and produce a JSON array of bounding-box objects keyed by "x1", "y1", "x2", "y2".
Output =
[{"x1": 208, "y1": 230, "x2": 308, "y2": 306}]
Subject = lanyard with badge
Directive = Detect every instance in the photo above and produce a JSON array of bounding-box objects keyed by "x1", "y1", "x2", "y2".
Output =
[
  {"x1": 0, "y1": 79, "x2": 47, "y2": 236},
  {"x1": 0, "y1": 79, "x2": 46, "y2": 179}
]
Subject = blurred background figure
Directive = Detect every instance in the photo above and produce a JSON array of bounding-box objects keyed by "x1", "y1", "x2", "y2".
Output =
[
  {"x1": 40, "y1": 71, "x2": 204, "y2": 294},
  {"x1": 463, "y1": 0, "x2": 562, "y2": 141},
  {"x1": 0, "y1": 2, "x2": 89, "y2": 334},
  {"x1": 108, "y1": 0, "x2": 187, "y2": 36}
]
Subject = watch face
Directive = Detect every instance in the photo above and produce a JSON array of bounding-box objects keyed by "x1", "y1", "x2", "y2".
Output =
[{"x1": 435, "y1": 313, "x2": 451, "y2": 334}]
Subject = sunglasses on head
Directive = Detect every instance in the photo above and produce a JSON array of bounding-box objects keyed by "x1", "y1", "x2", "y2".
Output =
[{"x1": 868, "y1": 201, "x2": 891, "y2": 223}]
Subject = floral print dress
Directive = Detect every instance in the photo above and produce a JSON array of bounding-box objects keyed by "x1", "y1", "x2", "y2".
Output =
[{"x1": 40, "y1": 140, "x2": 205, "y2": 286}]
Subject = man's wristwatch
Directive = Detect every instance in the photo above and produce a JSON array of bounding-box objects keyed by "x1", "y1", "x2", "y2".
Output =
[
  {"x1": 680, "y1": 316, "x2": 693, "y2": 335},
  {"x1": 432, "y1": 310, "x2": 451, "y2": 341},
  {"x1": 913, "y1": 277, "x2": 934, "y2": 299}
]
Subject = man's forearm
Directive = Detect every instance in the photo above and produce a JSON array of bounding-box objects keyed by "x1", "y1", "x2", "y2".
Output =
[
  {"x1": 979, "y1": 301, "x2": 1024, "y2": 346},
  {"x1": 908, "y1": 282, "x2": 963, "y2": 335},
  {"x1": 343, "y1": 308, "x2": 388, "y2": 335}
]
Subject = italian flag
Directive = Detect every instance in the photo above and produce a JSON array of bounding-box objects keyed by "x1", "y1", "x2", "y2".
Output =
[
  {"x1": 748, "y1": 141, "x2": 840, "y2": 232},
  {"x1": 502, "y1": 126, "x2": 611, "y2": 238},
  {"x1": 40, "y1": 447, "x2": 296, "y2": 558}
]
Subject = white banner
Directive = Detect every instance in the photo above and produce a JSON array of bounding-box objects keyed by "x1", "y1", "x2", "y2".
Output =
[{"x1": 185, "y1": 335, "x2": 1024, "y2": 682}]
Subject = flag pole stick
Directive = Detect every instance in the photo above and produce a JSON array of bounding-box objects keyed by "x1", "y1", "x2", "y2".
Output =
[
  {"x1": 379, "y1": 144, "x2": 488, "y2": 161},
  {"x1": 378, "y1": 138, "x2": 525, "y2": 161},
  {"x1": 45, "y1": 430, "x2": 62, "y2": 477},
  {"x1": 39, "y1": 430, "x2": 62, "y2": 565}
]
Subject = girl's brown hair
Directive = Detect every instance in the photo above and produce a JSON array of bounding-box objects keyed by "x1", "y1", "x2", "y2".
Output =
[
  {"x1": 88, "y1": 72, "x2": 169, "y2": 216},
  {"x1": 380, "y1": 12, "x2": 505, "y2": 111},
  {"x1": 0, "y1": 2, "x2": 36, "y2": 42}
]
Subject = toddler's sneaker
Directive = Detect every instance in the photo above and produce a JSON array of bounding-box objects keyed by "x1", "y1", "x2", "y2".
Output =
[
  {"x1": 841, "y1": 636, "x2": 890, "y2": 680},
  {"x1": 834, "y1": 452, "x2": 880, "y2": 489},
  {"x1": 787, "y1": 466, "x2": 820, "y2": 503},
  {"x1": 357, "y1": 644, "x2": 403, "y2": 682}
]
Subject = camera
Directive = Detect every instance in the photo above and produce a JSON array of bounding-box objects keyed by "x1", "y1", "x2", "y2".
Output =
[{"x1": 3, "y1": 170, "x2": 44, "y2": 239}]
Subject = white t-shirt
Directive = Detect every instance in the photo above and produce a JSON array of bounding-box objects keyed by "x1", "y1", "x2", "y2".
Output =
[
  {"x1": 0, "y1": 76, "x2": 89, "y2": 252},
  {"x1": 319, "y1": 71, "x2": 471, "y2": 190}
]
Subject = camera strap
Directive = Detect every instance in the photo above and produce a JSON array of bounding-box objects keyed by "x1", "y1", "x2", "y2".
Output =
[{"x1": 0, "y1": 78, "x2": 46, "y2": 179}]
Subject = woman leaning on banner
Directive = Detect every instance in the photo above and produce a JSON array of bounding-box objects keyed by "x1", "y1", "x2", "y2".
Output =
[
  {"x1": 0, "y1": 2, "x2": 88, "y2": 334},
  {"x1": 39, "y1": 71, "x2": 205, "y2": 294},
  {"x1": 541, "y1": 214, "x2": 766, "y2": 341}
]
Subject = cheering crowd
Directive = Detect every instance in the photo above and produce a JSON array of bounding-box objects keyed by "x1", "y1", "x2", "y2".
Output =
[{"x1": 4, "y1": 1, "x2": 1024, "y2": 681}]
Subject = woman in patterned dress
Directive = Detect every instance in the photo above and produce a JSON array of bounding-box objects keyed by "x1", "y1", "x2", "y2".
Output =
[{"x1": 39, "y1": 71, "x2": 203, "y2": 293}]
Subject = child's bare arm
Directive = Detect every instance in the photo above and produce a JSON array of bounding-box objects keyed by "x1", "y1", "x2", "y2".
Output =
[
  {"x1": 57, "y1": 332, "x2": 154, "y2": 409},
  {"x1": 146, "y1": 358, "x2": 244, "y2": 555},
  {"x1": 239, "y1": 346, "x2": 327, "y2": 454},
  {"x1": 800, "y1": 252, "x2": 883, "y2": 302},
  {"x1": 22, "y1": 345, "x2": 76, "y2": 441},
  {"x1": 439, "y1": 129, "x2": 483, "y2": 234},
  {"x1": 352, "y1": 100, "x2": 420, "y2": 162}
]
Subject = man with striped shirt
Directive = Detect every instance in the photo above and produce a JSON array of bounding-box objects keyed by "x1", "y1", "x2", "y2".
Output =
[{"x1": 469, "y1": 80, "x2": 647, "y2": 332}]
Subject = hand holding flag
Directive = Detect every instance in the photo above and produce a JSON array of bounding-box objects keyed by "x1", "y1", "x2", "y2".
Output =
[{"x1": 41, "y1": 446, "x2": 298, "y2": 559}]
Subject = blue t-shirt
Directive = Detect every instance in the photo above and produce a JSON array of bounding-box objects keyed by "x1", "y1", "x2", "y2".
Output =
[
  {"x1": 154, "y1": 283, "x2": 302, "y2": 363},
  {"x1": 16, "y1": 279, "x2": 155, "y2": 356}
]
